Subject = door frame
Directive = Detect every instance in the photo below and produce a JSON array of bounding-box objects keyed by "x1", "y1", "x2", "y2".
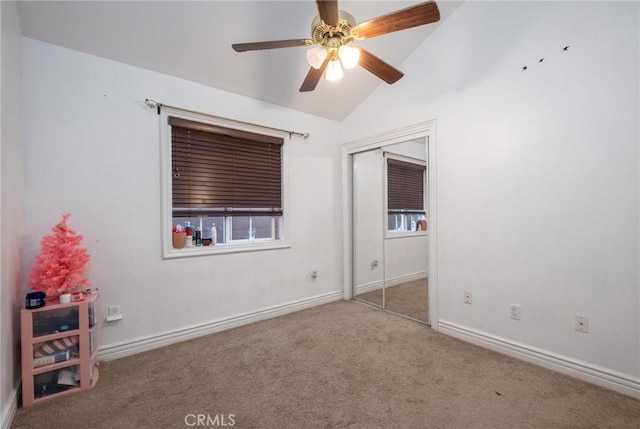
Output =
[{"x1": 341, "y1": 120, "x2": 439, "y2": 330}]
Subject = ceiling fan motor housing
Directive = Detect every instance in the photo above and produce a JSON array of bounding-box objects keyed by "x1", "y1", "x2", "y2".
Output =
[{"x1": 311, "y1": 10, "x2": 357, "y2": 49}]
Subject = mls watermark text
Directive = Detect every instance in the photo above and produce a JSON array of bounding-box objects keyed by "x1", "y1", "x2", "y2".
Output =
[{"x1": 184, "y1": 414, "x2": 236, "y2": 427}]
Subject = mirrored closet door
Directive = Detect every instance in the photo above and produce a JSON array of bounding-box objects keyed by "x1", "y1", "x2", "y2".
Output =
[
  {"x1": 383, "y1": 140, "x2": 429, "y2": 324},
  {"x1": 352, "y1": 139, "x2": 429, "y2": 325}
]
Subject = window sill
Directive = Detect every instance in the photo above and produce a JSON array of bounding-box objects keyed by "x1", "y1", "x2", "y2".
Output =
[
  {"x1": 385, "y1": 231, "x2": 429, "y2": 240},
  {"x1": 163, "y1": 241, "x2": 291, "y2": 259}
]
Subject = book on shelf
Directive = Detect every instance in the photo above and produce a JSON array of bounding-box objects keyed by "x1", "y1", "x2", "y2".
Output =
[
  {"x1": 33, "y1": 350, "x2": 71, "y2": 368},
  {"x1": 57, "y1": 367, "x2": 80, "y2": 386}
]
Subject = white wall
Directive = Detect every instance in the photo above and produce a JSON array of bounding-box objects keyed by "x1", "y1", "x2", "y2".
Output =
[
  {"x1": 22, "y1": 39, "x2": 344, "y2": 356},
  {"x1": 343, "y1": 0, "x2": 640, "y2": 384},
  {"x1": 0, "y1": 1, "x2": 23, "y2": 426}
]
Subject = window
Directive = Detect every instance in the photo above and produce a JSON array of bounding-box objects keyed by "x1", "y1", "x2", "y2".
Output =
[
  {"x1": 386, "y1": 157, "x2": 427, "y2": 233},
  {"x1": 161, "y1": 112, "x2": 288, "y2": 257}
]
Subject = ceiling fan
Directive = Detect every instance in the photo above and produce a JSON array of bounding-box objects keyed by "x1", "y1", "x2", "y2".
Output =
[{"x1": 232, "y1": 0, "x2": 440, "y2": 92}]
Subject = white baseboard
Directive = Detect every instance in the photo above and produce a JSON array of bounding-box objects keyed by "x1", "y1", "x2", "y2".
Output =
[
  {"x1": 354, "y1": 280, "x2": 383, "y2": 295},
  {"x1": 385, "y1": 271, "x2": 428, "y2": 288},
  {"x1": 355, "y1": 271, "x2": 428, "y2": 295},
  {"x1": 438, "y1": 320, "x2": 640, "y2": 399},
  {"x1": 99, "y1": 290, "x2": 344, "y2": 362},
  {"x1": 1, "y1": 382, "x2": 19, "y2": 429}
]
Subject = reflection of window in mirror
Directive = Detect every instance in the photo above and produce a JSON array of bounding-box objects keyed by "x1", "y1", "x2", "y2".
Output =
[{"x1": 386, "y1": 156, "x2": 427, "y2": 233}]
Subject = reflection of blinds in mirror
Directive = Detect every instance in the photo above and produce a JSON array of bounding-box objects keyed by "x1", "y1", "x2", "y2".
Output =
[
  {"x1": 170, "y1": 117, "x2": 283, "y2": 217},
  {"x1": 387, "y1": 158, "x2": 426, "y2": 213}
]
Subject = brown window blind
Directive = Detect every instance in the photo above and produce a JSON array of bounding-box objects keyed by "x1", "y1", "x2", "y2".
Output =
[
  {"x1": 387, "y1": 158, "x2": 426, "y2": 213},
  {"x1": 170, "y1": 117, "x2": 283, "y2": 217}
]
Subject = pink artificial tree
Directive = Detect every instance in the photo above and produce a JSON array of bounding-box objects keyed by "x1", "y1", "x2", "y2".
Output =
[{"x1": 28, "y1": 213, "x2": 91, "y2": 296}]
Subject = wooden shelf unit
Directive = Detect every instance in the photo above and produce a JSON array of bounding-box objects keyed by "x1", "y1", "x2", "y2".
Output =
[{"x1": 21, "y1": 293, "x2": 99, "y2": 407}]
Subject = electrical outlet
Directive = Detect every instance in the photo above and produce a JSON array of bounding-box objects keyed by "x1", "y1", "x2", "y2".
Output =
[
  {"x1": 510, "y1": 304, "x2": 521, "y2": 320},
  {"x1": 310, "y1": 270, "x2": 318, "y2": 282},
  {"x1": 575, "y1": 315, "x2": 589, "y2": 333},
  {"x1": 464, "y1": 291, "x2": 472, "y2": 305},
  {"x1": 107, "y1": 306, "x2": 122, "y2": 322},
  {"x1": 371, "y1": 260, "x2": 379, "y2": 270}
]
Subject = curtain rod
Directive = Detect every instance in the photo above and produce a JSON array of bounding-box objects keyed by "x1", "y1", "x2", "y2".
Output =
[{"x1": 145, "y1": 98, "x2": 310, "y2": 140}]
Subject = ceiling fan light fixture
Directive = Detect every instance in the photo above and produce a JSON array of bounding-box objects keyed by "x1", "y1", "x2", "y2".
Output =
[
  {"x1": 325, "y1": 59, "x2": 344, "y2": 81},
  {"x1": 338, "y1": 45, "x2": 360, "y2": 69},
  {"x1": 306, "y1": 46, "x2": 328, "y2": 69}
]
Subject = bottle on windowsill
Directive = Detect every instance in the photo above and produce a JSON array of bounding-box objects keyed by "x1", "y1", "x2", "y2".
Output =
[
  {"x1": 195, "y1": 227, "x2": 202, "y2": 246},
  {"x1": 210, "y1": 223, "x2": 217, "y2": 246},
  {"x1": 185, "y1": 221, "x2": 194, "y2": 247}
]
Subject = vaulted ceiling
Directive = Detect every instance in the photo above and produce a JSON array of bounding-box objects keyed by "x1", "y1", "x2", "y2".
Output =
[{"x1": 17, "y1": 1, "x2": 462, "y2": 121}]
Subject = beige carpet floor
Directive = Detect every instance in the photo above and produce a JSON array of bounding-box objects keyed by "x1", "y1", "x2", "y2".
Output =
[
  {"x1": 357, "y1": 278, "x2": 428, "y2": 323},
  {"x1": 12, "y1": 300, "x2": 640, "y2": 429}
]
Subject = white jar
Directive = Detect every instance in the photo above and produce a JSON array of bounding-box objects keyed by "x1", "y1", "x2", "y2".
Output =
[{"x1": 210, "y1": 224, "x2": 217, "y2": 246}]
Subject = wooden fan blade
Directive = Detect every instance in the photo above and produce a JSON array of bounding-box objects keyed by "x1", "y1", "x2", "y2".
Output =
[
  {"x1": 232, "y1": 39, "x2": 309, "y2": 52},
  {"x1": 300, "y1": 57, "x2": 330, "y2": 92},
  {"x1": 316, "y1": 0, "x2": 339, "y2": 27},
  {"x1": 358, "y1": 49, "x2": 404, "y2": 84},
  {"x1": 352, "y1": 1, "x2": 440, "y2": 40}
]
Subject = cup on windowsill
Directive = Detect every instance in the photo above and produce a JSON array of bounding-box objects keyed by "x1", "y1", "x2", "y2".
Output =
[{"x1": 172, "y1": 232, "x2": 187, "y2": 249}]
